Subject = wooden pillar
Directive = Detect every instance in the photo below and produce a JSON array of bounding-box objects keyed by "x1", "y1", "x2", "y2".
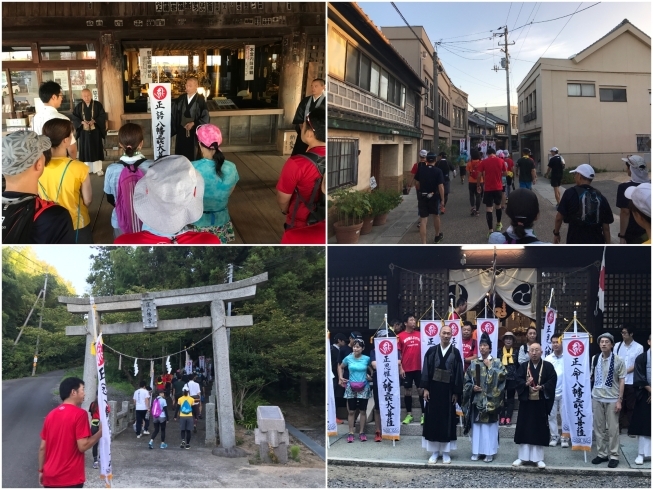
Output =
[
  {"x1": 99, "y1": 31, "x2": 123, "y2": 131},
  {"x1": 277, "y1": 30, "x2": 307, "y2": 128}
]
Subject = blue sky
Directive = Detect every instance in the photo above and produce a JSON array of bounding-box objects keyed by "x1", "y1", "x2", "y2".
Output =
[
  {"x1": 357, "y1": 2, "x2": 651, "y2": 109},
  {"x1": 33, "y1": 246, "x2": 95, "y2": 296}
]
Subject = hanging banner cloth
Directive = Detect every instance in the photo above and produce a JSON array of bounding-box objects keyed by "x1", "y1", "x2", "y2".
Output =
[
  {"x1": 561, "y1": 332, "x2": 593, "y2": 451},
  {"x1": 542, "y1": 308, "x2": 557, "y2": 357},
  {"x1": 449, "y1": 268, "x2": 537, "y2": 318},
  {"x1": 374, "y1": 337, "x2": 401, "y2": 441},
  {"x1": 326, "y1": 335, "x2": 338, "y2": 437},
  {"x1": 477, "y1": 318, "x2": 499, "y2": 358},
  {"x1": 95, "y1": 334, "x2": 113, "y2": 487},
  {"x1": 420, "y1": 320, "x2": 441, "y2": 369}
]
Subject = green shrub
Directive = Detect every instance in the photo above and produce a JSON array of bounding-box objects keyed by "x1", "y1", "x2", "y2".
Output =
[
  {"x1": 329, "y1": 188, "x2": 372, "y2": 225},
  {"x1": 290, "y1": 445, "x2": 300, "y2": 461},
  {"x1": 238, "y1": 394, "x2": 270, "y2": 430},
  {"x1": 369, "y1": 189, "x2": 403, "y2": 216}
]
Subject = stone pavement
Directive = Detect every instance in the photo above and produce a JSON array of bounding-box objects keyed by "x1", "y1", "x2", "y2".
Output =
[
  {"x1": 330, "y1": 171, "x2": 635, "y2": 245},
  {"x1": 328, "y1": 423, "x2": 651, "y2": 476}
]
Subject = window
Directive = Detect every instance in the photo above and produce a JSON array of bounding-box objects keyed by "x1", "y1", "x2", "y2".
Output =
[
  {"x1": 379, "y1": 70, "x2": 388, "y2": 101},
  {"x1": 496, "y1": 124, "x2": 505, "y2": 134},
  {"x1": 40, "y1": 45, "x2": 96, "y2": 61},
  {"x1": 637, "y1": 134, "x2": 651, "y2": 152},
  {"x1": 359, "y1": 55, "x2": 371, "y2": 91},
  {"x1": 2, "y1": 46, "x2": 32, "y2": 61},
  {"x1": 424, "y1": 78, "x2": 428, "y2": 107},
  {"x1": 370, "y1": 62, "x2": 380, "y2": 96},
  {"x1": 345, "y1": 44, "x2": 359, "y2": 85},
  {"x1": 328, "y1": 28, "x2": 346, "y2": 79},
  {"x1": 600, "y1": 88, "x2": 627, "y2": 102},
  {"x1": 328, "y1": 138, "x2": 359, "y2": 189},
  {"x1": 567, "y1": 83, "x2": 595, "y2": 97}
]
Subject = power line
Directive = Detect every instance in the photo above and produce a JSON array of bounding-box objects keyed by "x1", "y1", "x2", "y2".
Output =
[
  {"x1": 436, "y1": 28, "x2": 497, "y2": 42},
  {"x1": 516, "y1": 2, "x2": 543, "y2": 60},
  {"x1": 512, "y1": 3, "x2": 525, "y2": 31},
  {"x1": 439, "y1": 43, "x2": 493, "y2": 61},
  {"x1": 505, "y1": 3, "x2": 513, "y2": 27},
  {"x1": 7, "y1": 246, "x2": 47, "y2": 272},
  {"x1": 539, "y1": 3, "x2": 583, "y2": 58},
  {"x1": 511, "y1": 2, "x2": 601, "y2": 33}
]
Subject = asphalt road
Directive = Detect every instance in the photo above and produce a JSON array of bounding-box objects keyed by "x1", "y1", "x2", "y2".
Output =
[{"x1": 2, "y1": 369, "x2": 66, "y2": 488}]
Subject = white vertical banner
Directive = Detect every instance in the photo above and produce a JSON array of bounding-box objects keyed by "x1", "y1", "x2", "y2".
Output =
[
  {"x1": 139, "y1": 48, "x2": 153, "y2": 84},
  {"x1": 244, "y1": 45, "x2": 255, "y2": 81},
  {"x1": 420, "y1": 320, "x2": 441, "y2": 369},
  {"x1": 478, "y1": 318, "x2": 499, "y2": 358},
  {"x1": 148, "y1": 83, "x2": 171, "y2": 160},
  {"x1": 199, "y1": 356, "x2": 205, "y2": 371},
  {"x1": 326, "y1": 336, "x2": 337, "y2": 437},
  {"x1": 542, "y1": 308, "x2": 557, "y2": 357},
  {"x1": 444, "y1": 318, "x2": 463, "y2": 353},
  {"x1": 374, "y1": 337, "x2": 401, "y2": 441},
  {"x1": 561, "y1": 333, "x2": 592, "y2": 451},
  {"x1": 185, "y1": 351, "x2": 193, "y2": 375},
  {"x1": 95, "y1": 334, "x2": 113, "y2": 487}
]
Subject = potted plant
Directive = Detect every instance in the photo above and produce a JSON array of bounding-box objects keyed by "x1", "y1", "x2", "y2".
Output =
[
  {"x1": 369, "y1": 189, "x2": 403, "y2": 226},
  {"x1": 330, "y1": 188, "x2": 372, "y2": 244}
]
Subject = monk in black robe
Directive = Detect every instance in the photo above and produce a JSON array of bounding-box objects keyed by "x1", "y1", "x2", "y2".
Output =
[
  {"x1": 171, "y1": 77, "x2": 210, "y2": 161},
  {"x1": 70, "y1": 89, "x2": 107, "y2": 169},
  {"x1": 291, "y1": 79, "x2": 325, "y2": 156},
  {"x1": 629, "y1": 335, "x2": 651, "y2": 464},
  {"x1": 513, "y1": 342, "x2": 557, "y2": 468},
  {"x1": 421, "y1": 324, "x2": 463, "y2": 464}
]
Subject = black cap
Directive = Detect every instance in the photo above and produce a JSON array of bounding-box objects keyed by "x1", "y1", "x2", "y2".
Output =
[
  {"x1": 479, "y1": 332, "x2": 492, "y2": 349},
  {"x1": 426, "y1": 152, "x2": 437, "y2": 162},
  {"x1": 350, "y1": 331, "x2": 363, "y2": 340},
  {"x1": 522, "y1": 148, "x2": 531, "y2": 155}
]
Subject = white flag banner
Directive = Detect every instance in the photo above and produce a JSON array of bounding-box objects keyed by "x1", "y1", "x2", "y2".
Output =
[
  {"x1": 326, "y1": 336, "x2": 338, "y2": 437},
  {"x1": 374, "y1": 337, "x2": 400, "y2": 441},
  {"x1": 185, "y1": 351, "x2": 193, "y2": 375},
  {"x1": 478, "y1": 318, "x2": 499, "y2": 358},
  {"x1": 561, "y1": 332, "x2": 592, "y2": 451},
  {"x1": 148, "y1": 83, "x2": 171, "y2": 160},
  {"x1": 420, "y1": 320, "x2": 442, "y2": 369},
  {"x1": 444, "y1": 318, "x2": 463, "y2": 353},
  {"x1": 542, "y1": 308, "x2": 557, "y2": 357},
  {"x1": 95, "y1": 334, "x2": 113, "y2": 487}
]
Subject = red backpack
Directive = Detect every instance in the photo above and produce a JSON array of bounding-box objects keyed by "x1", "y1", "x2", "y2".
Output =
[{"x1": 116, "y1": 159, "x2": 146, "y2": 234}]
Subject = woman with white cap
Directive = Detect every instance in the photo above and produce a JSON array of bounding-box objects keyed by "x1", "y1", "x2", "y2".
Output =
[
  {"x1": 113, "y1": 155, "x2": 220, "y2": 244},
  {"x1": 617, "y1": 155, "x2": 650, "y2": 244},
  {"x1": 624, "y1": 183, "x2": 651, "y2": 244},
  {"x1": 191, "y1": 124, "x2": 239, "y2": 243}
]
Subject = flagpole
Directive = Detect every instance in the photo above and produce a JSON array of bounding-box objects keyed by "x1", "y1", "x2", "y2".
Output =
[
  {"x1": 547, "y1": 288, "x2": 554, "y2": 309},
  {"x1": 431, "y1": 300, "x2": 435, "y2": 321},
  {"x1": 573, "y1": 311, "x2": 578, "y2": 334}
]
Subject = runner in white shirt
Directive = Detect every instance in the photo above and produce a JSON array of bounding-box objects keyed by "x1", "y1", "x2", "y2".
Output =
[
  {"x1": 187, "y1": 374, "x2": 202, "y2": 432},
  {"x1": 615, "y1": 325, "x2": 644, "y2": 432},
  {"x1": 544, "y1": 334, "x2": 569, "y2": 448}
]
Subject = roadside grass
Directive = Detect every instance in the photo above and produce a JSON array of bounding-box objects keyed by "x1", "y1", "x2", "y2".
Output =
[{"x1": 59, "y1": 366, "x2": 132, "y2": 397}]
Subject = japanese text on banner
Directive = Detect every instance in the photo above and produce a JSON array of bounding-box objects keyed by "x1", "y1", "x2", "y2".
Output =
[
  {"x1": 420, "y1": 320, "x2": 441, "y2": 370},
  {"x1": 95, "y1": 334, "x2": 113, "y2": 487},
  {"x1": 561, "y1": 333, "x2": 593, "y2": 451},
  {"x1": 478, "y1": 318, "x2": 499, "y2": 358},
  {"x1": 445, "y1": 319, "x2": 463, "y2": 353},
  {"x1": 148, "y1": 84, "x2": 171, "y2": 160},
  {"x1": 374, "y1": 337, "x2": 400, "y2": 440},
  {"x1": 542, "y1": 308, "x2": 557, "y2": 357}
]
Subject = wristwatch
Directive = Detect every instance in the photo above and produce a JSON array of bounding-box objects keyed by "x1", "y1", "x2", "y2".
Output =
[
  {"x1": 617, "y1": 233, "x2": 626, "y2": 239},
  {"x1": 553, "y1": 230, "x2": 560, "y2": 236}
]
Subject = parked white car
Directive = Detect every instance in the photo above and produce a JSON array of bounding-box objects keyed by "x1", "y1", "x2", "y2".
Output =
[{"x1": 2, "y1": 82, "x2": 20, "y2": 95}]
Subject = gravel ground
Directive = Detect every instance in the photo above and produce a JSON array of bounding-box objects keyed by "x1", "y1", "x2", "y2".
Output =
[{"x1": 328, "y1": 466, "x2": 651, "y2": 488}]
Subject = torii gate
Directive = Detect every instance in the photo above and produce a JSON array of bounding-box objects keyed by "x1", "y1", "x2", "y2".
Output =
[{"x1": 61, "y1": 272, "x2": 268, "y2": 453}]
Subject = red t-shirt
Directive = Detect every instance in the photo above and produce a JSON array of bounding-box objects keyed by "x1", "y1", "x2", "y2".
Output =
[
  {"x1": 40, "y1": 404, "x2": 91, "y2": 487},
  {"x1": 410, "y1": 161, "x2": 426, "y2": 176},
  {"x1": 397, "y1": 330, "x2": 422, "y2": 372},
  {"x1": 477, "y1": 156, "x2": 505, "y2": 192},
  {"x1": 462, "y1": 337, "x2": 477, "y2": 371},
  {"x1": 276, "y1": 146, "x2": 325, "y2": 228},
  {"x1": 505, "y1": 158, "x2": 514, "y2": 172},
  {"x1": 114, "y1": 231, "x2": 221, "y2": 244}
]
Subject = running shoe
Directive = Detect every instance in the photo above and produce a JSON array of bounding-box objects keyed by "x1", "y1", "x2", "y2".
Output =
[
  {"x1": 402, "y1": 414, "x2": 414, "y2": 424},
  {"x1": 434, "y1": 233, "x2": 444, "y2": 244},
  {"x1": 374, "y1": 431, "x2": 382, "y2": 442},
  {"x1": 505, "y1": 418, "x2": 511, "y2": 426},
  {"x1": 136, "y1": 434, "x2": 142, "y2": 439},
  {"x1": 470, "y1": 207, "x2": 476, "y2": 216},
  {"x1": 347, "y1": 433, "x2": 354, "y2": 443},
  {"x1": 180, "y1": 441, "x2": 186, "y2": 448},
  {"x1": 92, "y1": 461, "x2": 99, "y2": 469},
  {"x1": 143, "y1": 430, "x2": 150, "y2": 435},
  {"x1": 495, "y1": 222, "x2": 503, "y2": 232},
  {"x1": 185, "y1": 443, "x2": 191, "y2": 449},
  {"x1": 160, "y1": 443, "x2": 168, "y2": 449},
  {"x1": 359, "y1": 433, "x2": 367, "y2": 442},
  {"x1": 148, "y1": 441, "x2": 153, "y2": 449},
  {"x1": 420, "y1": 414, "x2": 425, "y2": 425},
  {"x1": 336, "y1": 418, "x2": 343, "y2": 424},
  {"x1": 500, "y1": 418, "x2": 506, "y2": 426}
]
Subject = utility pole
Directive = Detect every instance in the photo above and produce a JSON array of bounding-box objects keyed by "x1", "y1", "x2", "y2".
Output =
[
  {"x1": 494, "y1": 26, "x2": 515, "y2": 155},
  {"x1": 433, "y1": 43, "x2": 439, "y2": 150},
  {"x1": 14, "y1": 289, "x2": 43, "y2": 345},
  {"x1": 32, "y1": 274, "x2": 48, "y2": 376}
]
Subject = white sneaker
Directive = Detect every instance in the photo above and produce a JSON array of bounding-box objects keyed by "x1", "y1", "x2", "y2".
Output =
[
  {"x1": 537, "y1": 461, "x2": 546, "y2": 469},
  {"x1": 428, "y1": 453, "x2": 439, "y2": 464},
  {"x1": 484, "y1": 455, "x2": 493, "y2": 463},
  {"x1": 512, "y1": 458, "x2": 523, "y2": 466},
  {"x1": 143, "y1": 430, "x2": 150, "y2": 435},
  {"x1": 442, "y1": 453, "x2": 451, "y2": 464},
  {"x1": 549, "y1": 437, "x2": 558, "y2": 447},
  {"x1": 136, "y1": 434, "x2": 141, "y2": 438},
  {"x1": 561, "y1": 439, "x2": 569, "y2": 448},
  {"x1": 635, "y1": 455, "x2": 644, "y2": 465},
  {"x1": 471, "y1": 454, "x2": 479, "y2": 461}
]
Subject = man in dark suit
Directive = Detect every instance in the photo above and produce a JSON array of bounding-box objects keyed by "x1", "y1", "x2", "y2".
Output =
[{"x1": 291, "y1": 78, "x2": 325, "y2": 155}]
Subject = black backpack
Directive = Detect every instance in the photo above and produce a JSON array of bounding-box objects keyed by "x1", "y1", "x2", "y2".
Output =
[
  {"x1": 2, "y1": 195, "x2": 57, "y2": 243},
  {"x1": 289, "y1": 152, "x2": 325, "y2": 228},
  {"x1": 573, "y1": 186, "x2": 602, "y2": 226}
]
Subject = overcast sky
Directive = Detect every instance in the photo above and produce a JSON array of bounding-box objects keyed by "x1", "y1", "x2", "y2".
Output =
[
  {"x1": 358, "y1": 1, "x2": 651, "y2": 110},
  {"x1": 33, "y1": 246, "x2": 95, "y2": 296}
]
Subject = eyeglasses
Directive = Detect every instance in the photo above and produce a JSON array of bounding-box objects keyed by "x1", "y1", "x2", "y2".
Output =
[{"x1": 305, "y1": 114, "x2": 315, "y2": 133}]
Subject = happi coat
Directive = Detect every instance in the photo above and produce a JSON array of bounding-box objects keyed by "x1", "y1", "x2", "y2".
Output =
[
  {"x1": 171, "y1": 93, "x2": 210, "y2": 161},
  {"x1": 514, "y1": 359, "x2": 557, "y2": 446},
  {"x1": 462, "y1": 356, "x2": 506, "y2": 433},
  {"x1": 420, "y1": 344, "x2": 464, "y2": 443},
  {"x1": 70, "y1": 100, "x2": 107, "y2": 162}
]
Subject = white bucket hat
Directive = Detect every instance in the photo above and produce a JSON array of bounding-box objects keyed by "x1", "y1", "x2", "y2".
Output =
[{"x1": 133, "y1": 154, "x2": 205, "y2": 234}]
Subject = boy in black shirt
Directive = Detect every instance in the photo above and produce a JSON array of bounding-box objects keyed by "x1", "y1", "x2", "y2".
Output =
[
  {"x1": 436, "y1": 152, "x2": 455, "y2": 208},
  {"x1": 415, "y1": 152, "x2": 445, "y2": 244},
  {"x1": 544, "y1": 147, "x2": 565, "y2": 205}
]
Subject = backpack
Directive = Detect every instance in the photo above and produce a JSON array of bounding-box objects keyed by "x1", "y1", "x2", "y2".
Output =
[
  {"x1": 573, "y1": 186, "x2": 602, "y2": 226},
  {"x1": 502, "y1": 232, "x2": 540, "y2": 244},
  {"x1": 2, "y1": 195, "x2": 58, "y2": 243},
  {"x1": 151, "y1": 397, "x2": 162, "y2": 418},
  {"x1": 180, "y1": 398, "x2": 193, "y2": 415},
  {"x1": 590, "y1": 354, "x2": 600, "y2": 389},
  {"x1": 116, "y1": 158, "x2": 147, "y2": 234},
  {"x1": 288, "y1": 152, "x2": 325, "y2": 228}
]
